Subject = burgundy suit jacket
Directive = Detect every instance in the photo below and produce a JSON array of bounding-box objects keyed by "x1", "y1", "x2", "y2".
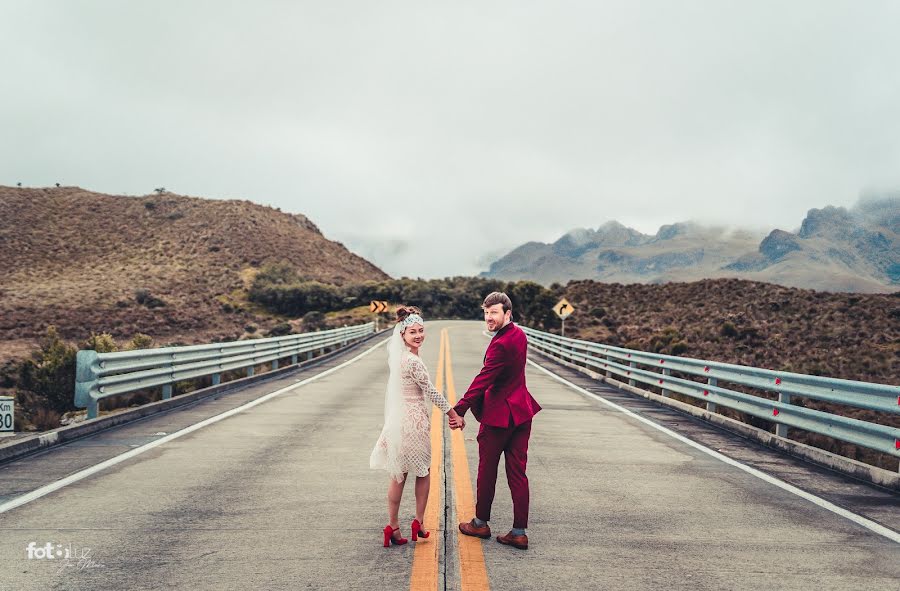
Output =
[{"x1": 453, "y1": 322, "x2": 541, "y2": 428}]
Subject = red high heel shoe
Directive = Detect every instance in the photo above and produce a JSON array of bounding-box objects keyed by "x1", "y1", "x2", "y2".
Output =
[
  {"x1": 383, "y1": 525, "x2": 408, "y2": 547},
  {"x1": 411, "y1": 519, "x2": 430, "y2": 541}
]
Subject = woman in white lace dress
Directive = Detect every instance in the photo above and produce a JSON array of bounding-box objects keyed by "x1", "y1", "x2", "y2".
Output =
[{"x1": 370, "y1": 306, "x2": 464, "y2": 547}]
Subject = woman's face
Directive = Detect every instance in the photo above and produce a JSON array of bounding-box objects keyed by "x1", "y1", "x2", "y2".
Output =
[{"x1": 402, "y1": 323, "x2": 425, "y2": 349}]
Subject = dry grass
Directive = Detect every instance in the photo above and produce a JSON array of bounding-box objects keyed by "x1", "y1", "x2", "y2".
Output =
[{"x1": 0, "y1": 186, "x2": 390, "y2": 364}]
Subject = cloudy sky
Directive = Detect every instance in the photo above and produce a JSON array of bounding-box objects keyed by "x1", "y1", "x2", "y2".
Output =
[{"x1": 2, "y1": 1, "x2": 899, "y2": 277}]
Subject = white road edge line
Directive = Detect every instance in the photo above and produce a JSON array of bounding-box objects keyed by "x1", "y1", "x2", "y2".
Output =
[
  {"x1": 0, "y1": 337, "x2": 390, "y2": 515},
  {"x1": 528, "y1": 358, "x2": 900, "y2": 545}
]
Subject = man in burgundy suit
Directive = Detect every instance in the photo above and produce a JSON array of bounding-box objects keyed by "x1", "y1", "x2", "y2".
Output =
[{"x1": 453, "y1": 291, "x2": 541, "y2": 550}]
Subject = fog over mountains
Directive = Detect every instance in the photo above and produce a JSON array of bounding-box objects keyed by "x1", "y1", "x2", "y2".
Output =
[{"x1": 481, "y1": 194, "x2": 900, "y2": 293}]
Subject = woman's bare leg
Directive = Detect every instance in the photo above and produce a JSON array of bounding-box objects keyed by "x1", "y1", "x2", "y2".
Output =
[
  {"x1": 414, "y1": 473, "x2": 430, "y2": 524},
  {"x1": 388, "y1": 474, "x2": 407, "y2": 528}
]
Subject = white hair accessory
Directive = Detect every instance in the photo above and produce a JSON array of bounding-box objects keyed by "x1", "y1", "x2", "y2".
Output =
[{"x1": 399, "y1": 313, "x2": 424, "y2": 328}]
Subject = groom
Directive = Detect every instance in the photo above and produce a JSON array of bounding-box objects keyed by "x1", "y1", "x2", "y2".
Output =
[{"x1": 451, "y1": 291, "x2": 541, "y2": 550}]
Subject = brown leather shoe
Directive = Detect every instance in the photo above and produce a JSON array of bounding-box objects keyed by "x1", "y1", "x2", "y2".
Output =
[
  {"x1": 496, "y1": 531, "x2": 528, "y2": 550},
  {"x1": 458, "y1": 519, "x2": 491, "y2": 539}
]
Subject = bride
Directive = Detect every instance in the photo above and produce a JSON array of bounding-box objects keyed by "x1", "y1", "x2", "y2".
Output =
[{"x1": 370, "y1": 306, "x2": 464, "y2": 547}]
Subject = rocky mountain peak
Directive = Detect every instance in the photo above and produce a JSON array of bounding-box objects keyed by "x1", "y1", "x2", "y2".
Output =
[
  {"x1": 654, "y1": 222, "x2": 699, "y2": 241},
  {"x1": 853, "y1": 193, "x2": 900, "y2": 233},
  {"x1": 759, "y1": 229, "x2": 802, "y2": 261},
  {"x1": 798, "y1": 206, "x2": 856, "y2": 239}
]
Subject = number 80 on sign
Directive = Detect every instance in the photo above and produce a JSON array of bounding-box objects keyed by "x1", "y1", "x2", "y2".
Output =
[{"x1": 0, "y1": 396, "x2": 13, "y2": 432}]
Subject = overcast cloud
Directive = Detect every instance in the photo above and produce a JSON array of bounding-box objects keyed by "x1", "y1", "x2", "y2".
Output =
[{"x1": 2, "y1": 1, "x2": 899, "y2": 278}]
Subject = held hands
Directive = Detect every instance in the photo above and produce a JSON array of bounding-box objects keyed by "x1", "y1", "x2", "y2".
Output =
[{"x1": 447, "y1": 409, "x2": 465, "y2": 430}]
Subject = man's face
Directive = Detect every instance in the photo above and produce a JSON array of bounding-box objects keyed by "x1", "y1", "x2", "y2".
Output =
[{"x1": 483, "y1": 303, "x2": 511, "y2": 332}]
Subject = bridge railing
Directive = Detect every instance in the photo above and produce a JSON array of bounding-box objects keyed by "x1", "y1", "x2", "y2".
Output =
[
  {"x1": 75, "y1": 322, "x2": 376, "y2": 419},
  {"x1": 522, "y1": 327, "x2": 900, "y2": 465}
]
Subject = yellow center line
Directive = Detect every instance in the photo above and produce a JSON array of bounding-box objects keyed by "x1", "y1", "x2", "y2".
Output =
[
  {"x1": 409, "y1": 328, "x2": 446, "y2": 591},
  {"x1": 445, "y1": 329, "x2": 491, "y2": 591}
]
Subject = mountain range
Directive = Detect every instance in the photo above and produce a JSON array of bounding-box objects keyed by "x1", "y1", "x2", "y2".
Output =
[{"x1": 481, "y1": 194, "x2": 900, "y2": 293}]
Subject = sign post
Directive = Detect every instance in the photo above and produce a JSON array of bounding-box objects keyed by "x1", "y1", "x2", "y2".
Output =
[
  {"x1": 0, "y1": 396, "x2": 13, "y2": 436},
  {"x1": 553, "y1": 298, "x2": 575, "y2": 338}
]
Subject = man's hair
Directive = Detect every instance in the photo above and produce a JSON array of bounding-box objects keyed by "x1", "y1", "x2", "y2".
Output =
[{"x1": 482, "y1": 291, "x2": 512, "y2": 313}]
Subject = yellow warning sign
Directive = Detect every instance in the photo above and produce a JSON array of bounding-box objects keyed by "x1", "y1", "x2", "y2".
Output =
[{"x1": 553, "y1": 298, "x2": 574, "y2": 319}]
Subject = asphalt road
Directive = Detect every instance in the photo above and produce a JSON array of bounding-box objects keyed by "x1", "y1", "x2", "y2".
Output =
[{"x1": 0, "y1": 320, "x2": 897, "y2": 591}]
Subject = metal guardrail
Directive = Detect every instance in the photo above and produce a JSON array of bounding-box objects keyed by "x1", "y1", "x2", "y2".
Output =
[
  {"x1": 522, "y1": 327, "x2": 900, "y2": 466},
  {"x1": 75, "y1": 323, "x2": 375, "y2": 419}
]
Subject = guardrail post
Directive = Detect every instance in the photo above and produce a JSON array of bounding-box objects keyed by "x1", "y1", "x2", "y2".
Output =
[
  {"x1": 306, "y1": 351, "x2": 314, "y2": 361},
  {"x1": 706, "y1": 377, "x2": 717, "y2": 412},
  {"x1": 661, "y1": 368, "x2": 671, "y2": 397},
  {"x1": 628, "y1": 361, "x2": 636, "y2": 387},
  {"x1": 606, "y1": 355, "x2": 612, "y2": 377},
  {"x1": 247, "y1": 366, "x2": 255, "y2": 377},
  {"x1": 212, "y1": 373, "x2": 221, "y2": 386},
  {"x1": 75, "y1": 349, "x2": 100, "y2": 418},
  {"x1": 291, "y1": 354, "x2": 298, "y2": 365},
  {"x1": 162, "y1": 384, "x2": 173, "y2": 400},
  {"x1": 776, "y1": 392, "x2": 791, "y2": 437},
  {"x1": 272, "y1": 359, "x2": 279, "y2": 371}
]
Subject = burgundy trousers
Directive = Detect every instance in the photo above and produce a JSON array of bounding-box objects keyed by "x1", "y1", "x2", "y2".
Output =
[{"x1": 475, "y1": 417, "x2": 532, "y2": 529}]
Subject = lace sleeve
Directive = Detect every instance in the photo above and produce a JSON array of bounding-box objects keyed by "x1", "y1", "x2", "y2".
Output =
[{"x1": 406, "y1": 356, "x2": 451, "y2": 413}]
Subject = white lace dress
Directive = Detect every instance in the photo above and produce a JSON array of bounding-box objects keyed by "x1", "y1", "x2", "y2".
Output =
[{"x1": 398, "y1": 352, "x2": 451, "y2": 477}]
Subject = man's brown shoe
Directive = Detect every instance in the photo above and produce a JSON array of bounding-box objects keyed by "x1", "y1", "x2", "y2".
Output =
[
  {"x1": 458, "y1": 519, "x2": 491, "y2": 539},
  {"x1": 496, "y1": 531, "x2": 528, "y2": 550}
]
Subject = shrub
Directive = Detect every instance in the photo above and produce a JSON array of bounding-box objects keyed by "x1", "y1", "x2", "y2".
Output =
[
  {"x1": 266, "y1": 322, "x2": 292, "y2": 337},
  {"x1": 134, "y1": 289, "x2": 167, "y2": 308},
  {"x1": 649, "y1": 327, "x2": 684, "y2": 353},
  {"x1": 302, "y1": 311, "x2": 327, "y2": 331},
  {"x1": 128, "y1": 333, "x2": 154, "y2": 350},
  {"x1": 253, "y1": 261, "x2": 301, "y2": 287},
  {"x1": 18, "y1": 326, "x2": 77, "y2": 414},
  {"x1": 250, "y1": 281, "x2": 341, "y2": 316},
  {"x1": 720, "y1": 321, "x2": 739, "y2": 338},
  {"x1": 32, "y1": 407, "x2": 61, "y2": 430},
  {"x1": 81, "y1": 332, "x2": 118, "y2": 353}
]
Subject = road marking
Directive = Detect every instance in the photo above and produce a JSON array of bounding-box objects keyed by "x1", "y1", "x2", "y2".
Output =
[
  {"x1": 0, "y1": 336, "x2": 392, "y2": 516},
  {"x1": 409, "y1": 329, "x2": 446, "y2": 591},
  {"x1": 446, "y1": 329, "x2": 491, "y2": 590},
  {"x1": 528, "y1": 358, "x2": 900, "y2": 545}
]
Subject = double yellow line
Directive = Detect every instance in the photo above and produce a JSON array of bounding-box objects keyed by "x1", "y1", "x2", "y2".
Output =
[{"x1": 410, "y1": 328, "x2": 490, "y2": 591}]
